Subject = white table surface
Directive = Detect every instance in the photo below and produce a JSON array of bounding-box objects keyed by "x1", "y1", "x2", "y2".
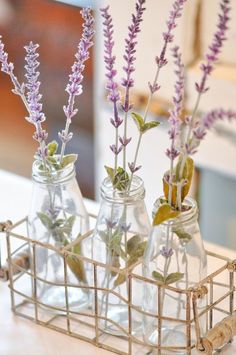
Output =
[{"x1": 0, "y1": 169, "x2": 235, "y2": 355}]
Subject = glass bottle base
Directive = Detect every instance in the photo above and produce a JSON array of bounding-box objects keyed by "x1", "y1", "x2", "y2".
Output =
[{"x1": 99, "y1": 304, "x2": 141, "y2": 336}]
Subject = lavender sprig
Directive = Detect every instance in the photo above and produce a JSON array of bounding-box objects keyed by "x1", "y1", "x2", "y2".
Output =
[
  {"x1": 178, "y1": 0, "x2": 231, "y2": 178},
  {"x1": 128, "y1": 0, "x2": 187, "y2": 179},
  {"x1": 121, "y1": 0, "x2": 146, "y2": 170},
  {"x1": 101, "y1": 6, "x2": 122, "y2": 173},
  {"x1": 166, "y1": 46, "x2": 185, "y2": 203},
  {"x1": 0, "y1": 36, "x2": 48, "y2": 165},
  {"x1": 59, "y1": 7, "x2": 95, "y2": 163},
  {"x1": 24, "y1": 42, "x2": 48, "y2": 161},
  {"x1": 187, "y1": 109, "x2": 236, "y2": 155}
]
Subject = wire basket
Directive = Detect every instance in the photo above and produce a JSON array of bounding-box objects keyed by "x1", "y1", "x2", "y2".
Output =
[{"x1": 1, "y1": 217, "x2": 236, "y2": 355}]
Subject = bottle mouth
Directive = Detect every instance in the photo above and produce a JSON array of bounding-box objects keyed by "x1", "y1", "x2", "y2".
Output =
[
  {"x1": 153, "y1": 196, "x2": 198, "y2": 226},
  {"x1": 101, "y1": 175, "x2": 145, "y2": 203},
  {"x1": 32, "y1": 157, "x2": 75, "y2": 184}
]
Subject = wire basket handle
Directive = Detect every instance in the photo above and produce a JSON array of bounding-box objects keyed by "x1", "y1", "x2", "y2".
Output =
[{"x1": 200, "y1": 312, "x2": 236, "y2": 354}]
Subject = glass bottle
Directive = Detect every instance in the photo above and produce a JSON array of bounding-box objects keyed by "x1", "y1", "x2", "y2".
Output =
[
  {"x1": 84, "y1": 175, "x2": 151, "y2": 336},
  {"x1": 27, "y1": 160, "x2": 89, "y2": 311},
  {"x1": 142, "y1": 197, "x2": 207, "y2": 353}
]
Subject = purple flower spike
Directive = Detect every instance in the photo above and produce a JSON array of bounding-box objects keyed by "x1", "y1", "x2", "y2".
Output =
[
  {"x1": 160, "y1": 246, "x2": 174, "y2": 258},
  {"x1": 59, "y1": 7, "x2": 95, "y2": 160},
  {"x1": 100, "y1": 6, "x2": 120, "y2": 113},
  {"x1": 24, "y1": 42, "x2": 45, "y2": 125},
  {"x1": 203, "y1": 108, "x2": 236, "y2": 129},
  {"x1": 122, "y1": 0, "x2": 146, "y2": 113},
  {"x1": 195, "y1": 0, "x2": 230, "y2": 95},
  {"x1": 156, "y1": 0, "x2": 187, "y2": 70},
  {"x1": 24, "y1": 41, "x2": 48, "y2": 161}
]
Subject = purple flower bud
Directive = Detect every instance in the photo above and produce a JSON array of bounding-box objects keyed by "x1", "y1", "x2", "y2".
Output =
[
  {"x1": 148, "y1": 81, "x2": 161, "y2": 94},
  {"x1": 121, "y1": 222, "x2": 132, "y2": 233},
  {"x1": 119, "y1": 136, "x2": 132, "y2": 146},
  {"x1": 128, "y1": 162, "x2": 141, "y2": 173},
  {"x1": 166, "y1": 147, "x2": 180, "y2": 160},
  {"x1": 110, "y1": 144, "x2": 123, "y2": 155},
  {"x1": 58, "y1": 130, "x2": 73, "y2": 144},
  {"x1": 36, "y1": 146, "x2": 48, "y2": 160},
  {"x1": 33, "y1": 130, "x2": 48, "y2": 143},
  {"x1": 105, "y1": 218, "x2": 117, "y2": 229},
  {"x1": 160, "y1": 246, "x2": 174, "y2": 258}
]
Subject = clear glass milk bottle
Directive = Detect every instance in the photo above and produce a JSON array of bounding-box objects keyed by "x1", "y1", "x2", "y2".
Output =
[
  {"x1": 27, "y1": 160, "x2": 89, "y2": 311},
  {"x1": 84, "y1": 175, "x2": 151, "y2": 335},
  {"x1": 142, "y1": 197, "x2": 207, "y2": 352}
]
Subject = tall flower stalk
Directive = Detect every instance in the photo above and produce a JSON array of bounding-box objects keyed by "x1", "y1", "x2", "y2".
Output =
[
  {"x1": 128, "y1": 0, "x2": 187, "y2": 184},
  {"x1": 177, "y1": 0, "x2": 231, "y2": 181},
  {"x1": 161, "y1": 0, "x2": 232, "y2": 212},
  {"x1": 101, "y1": 6, "x2": 122, "y2": 174},
  {"x1": 121, "y1": 0, "x2": 146, "y2": 171},
  {"x1": 24, "y1": 42, "x2": 48, "y2": 164},
  {"x1": 59, "y1": 7, "x2": 95, "y2": 163},
  {"x1": 0, "y1": 37, "x2": 48, "y2": 167}
]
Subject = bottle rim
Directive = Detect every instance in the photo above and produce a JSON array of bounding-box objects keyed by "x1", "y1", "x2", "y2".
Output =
[
  {"x1": 153, "y1": 197, "x2": 198, "y2": 226},
  {"x1": 32, "y1": 157, "x2": 75, "y2": 184},
  {"x1": 100, "y1": 175, "x2": 145, "y2": 204}
]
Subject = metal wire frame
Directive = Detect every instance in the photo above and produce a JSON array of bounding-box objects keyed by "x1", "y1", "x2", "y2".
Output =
[{"x1": 2, "y1": 217, "x2": 236, "y2": 355}]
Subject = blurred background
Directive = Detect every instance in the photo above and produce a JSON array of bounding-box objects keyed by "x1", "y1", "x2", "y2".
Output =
[{"x1": 0, "y1": 0, "x2": 236, "y2": 250}]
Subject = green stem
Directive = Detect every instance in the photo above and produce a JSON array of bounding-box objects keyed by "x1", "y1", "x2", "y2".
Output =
[
  {"x1": 60, "y1": 119, "x2": 71, "y2": 165},
  {"x1": 129, "y1": 66, "x2": 161, "y2": 187},
  {"x1": 123, "y1": 111, "x2": 128, "y2": 171}
]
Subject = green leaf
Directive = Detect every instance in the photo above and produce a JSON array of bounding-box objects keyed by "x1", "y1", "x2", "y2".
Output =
[
  {"x1": 127, "y1": 234, "x2": 141, "y2": 255},
  {"x1": 47, "y1": 141, "x2": 58, "y2": 156},
  {"x1": 153, "y1": 204, "x2": 180, "y2": 226},
  {"x1": 114, "y1": 273, "x2": 126, "y2": 287},
  {"x1": 152, "y1": 271, "x2": 165, "y2": 283},
  {"x1": 98, "y1": 230, "x2": 109, "y2": 244},
  {"x1": 173, "y1": 228, "x2": 192, "y2": 241},
  {"x1": 165, "y1": 272, "x2": 184, "y2": 285},
  {"x1": 66, "y1": 248, "x2": 87, "y2": 284},
  {"x1": 46, "y1": 156, "x2": 58, "y2": 166},
  {"x1": 127, "y1": 241, "x2": 147, "y2": 267},
  {"x1": 105, "y1": 165, "x2": 114, "y2": 182},
  {"x1": 61, "y1": 154, "x2": 78, "y2": 168},
  {"x1": 142, "y1": 121, "x2": 160, "y2": 134},
  {"x1": 113, "y1": 167, "x2": 129, "y2": 191},
  {"x1": 37, "y1": 212, "x2": 53, "y2": 230},
  {"x1": 131, "y1": 112, "x2": 145, "y2": 132}
]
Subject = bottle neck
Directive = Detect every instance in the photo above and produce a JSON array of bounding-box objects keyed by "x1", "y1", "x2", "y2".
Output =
[
  {"x1": 32, "y1": 160, "x2": 75, "y2": 185},
  {"x1": 101, "y1": 175, "x2": 145, "y2": 204}
]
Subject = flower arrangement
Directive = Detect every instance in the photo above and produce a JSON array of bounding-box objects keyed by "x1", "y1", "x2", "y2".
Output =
[
  {"x1": 153, "y1": 0, "x2": 235, "y2": 228},
  {"x1": 0, "y1": 8, "x2": 95, "y2": 295},
  {"x1": 101, "y1": 0, "x2": 187, "y2": 191},
  {"x1": 0, "y1": 7, "x2": 95, "y2": 171}
]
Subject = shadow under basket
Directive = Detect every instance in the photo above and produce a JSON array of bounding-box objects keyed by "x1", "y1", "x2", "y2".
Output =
[{"x1": 1, "y1": 216, "x2": 236, "y2": 355}]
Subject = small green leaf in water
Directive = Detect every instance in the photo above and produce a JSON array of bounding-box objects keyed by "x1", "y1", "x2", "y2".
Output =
[
  {"x1": 114, "y1": 272, "x2": 126, "y2": 287},
  {"x1": 127, "y1": 234, "x2": 141, "y2": 255},
  {"x1": 37, "y1": 212, "x2": 53, "y2": 230},
  {"x1": 173, "y1": 228, "x2": 192, "y2": 241}
]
